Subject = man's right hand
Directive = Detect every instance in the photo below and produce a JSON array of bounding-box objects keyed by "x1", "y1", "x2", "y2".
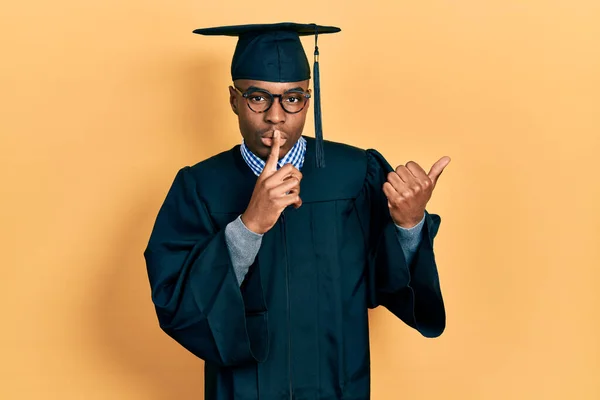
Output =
[{"x1": 241, "y1": 130, "x2": 303, "y2": 235}]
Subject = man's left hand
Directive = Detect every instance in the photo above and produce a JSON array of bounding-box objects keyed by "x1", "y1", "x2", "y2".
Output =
[{"x1": 383, "y1": 156, "x2": 451, "y2": 228}]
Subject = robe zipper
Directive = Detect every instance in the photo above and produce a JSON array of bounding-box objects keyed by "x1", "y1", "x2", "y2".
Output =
[{"x1": 281, "y1": 211, "x2": 293, "y2": 399}]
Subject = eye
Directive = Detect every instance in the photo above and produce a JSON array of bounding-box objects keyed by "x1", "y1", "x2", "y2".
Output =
[
  {"x1": 283, "y1": 93, "x2": 303, "y2": 103},
  {"x1": 248, "y1": 93, "x2": 268, "y2": 103}
]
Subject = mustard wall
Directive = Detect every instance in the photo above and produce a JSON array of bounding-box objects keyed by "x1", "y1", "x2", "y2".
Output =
[{"x1": 1, "y1": 1, "x2": 599, "y2": 399}]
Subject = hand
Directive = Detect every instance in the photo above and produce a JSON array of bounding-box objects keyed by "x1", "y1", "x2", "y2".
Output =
[
  {"x1": 241, "y1": 130, "x2": 303, "y2": 234},
  {"x1": 383, "y1": 156, "x2": 451, "y2": 228}
]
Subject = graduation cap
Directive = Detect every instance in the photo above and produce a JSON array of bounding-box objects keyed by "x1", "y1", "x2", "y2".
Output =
[{"x1": 193, "y1": 22, "x2": 341, "y2": 168}]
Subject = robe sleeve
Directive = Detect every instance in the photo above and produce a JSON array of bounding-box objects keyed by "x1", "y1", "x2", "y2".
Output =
[
  {"x1": 360, "y1": 149, "x2": 446, "y2": 338},
  {"x1": 143, "y1": 166, "x2": 269, "y2": 366}
]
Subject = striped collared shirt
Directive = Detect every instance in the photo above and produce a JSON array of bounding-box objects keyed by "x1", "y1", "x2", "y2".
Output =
[{"x1": 240, "y1": 136, "x2": 307, "y2": 176}]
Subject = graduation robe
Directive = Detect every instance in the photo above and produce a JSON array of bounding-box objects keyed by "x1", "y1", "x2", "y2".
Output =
[{"x1": 143, "y1": 136, "x2": 445, "y2": 399}]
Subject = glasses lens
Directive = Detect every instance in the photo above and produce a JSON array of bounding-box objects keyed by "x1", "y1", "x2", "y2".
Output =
[
  {"x1": 281, "y1": 92, "x2": 308, "y2": 113},
  {"x1": 243, "y1": 89, "x2": 309, "y2": 113},
  {"x1": 246, "y1": 91, "x2": 272, "y2": 112}
]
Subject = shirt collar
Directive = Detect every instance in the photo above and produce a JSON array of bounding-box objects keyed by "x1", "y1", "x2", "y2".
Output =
[{"x1": 240, "y1": 136, "x2": 307, "y2": 177}]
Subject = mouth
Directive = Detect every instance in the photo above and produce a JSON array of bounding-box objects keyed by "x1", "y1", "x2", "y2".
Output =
[
  {"x1": 260, "y1": 131, "x2": 287, "y2": 147},
  {"x1": 261, "y1": 137, "x2": 286, "y2": 147}
]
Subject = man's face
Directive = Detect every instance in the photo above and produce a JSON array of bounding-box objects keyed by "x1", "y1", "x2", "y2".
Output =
[{"x1": 229, "y1": 79, "x2": 311, "y2": 160}]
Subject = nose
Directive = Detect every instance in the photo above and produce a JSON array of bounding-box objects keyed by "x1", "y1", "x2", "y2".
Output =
[{"x1": 264, "y1": 98, "x2": 286, "y2": 125}]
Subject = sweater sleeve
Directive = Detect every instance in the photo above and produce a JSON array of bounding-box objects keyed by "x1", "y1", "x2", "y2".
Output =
[
  {"x1": 394, "y1": 213, "x2": 425, "y2": 266},
  {"x1": 224, "y1": 215, "x2": 264, "y2": 285}
]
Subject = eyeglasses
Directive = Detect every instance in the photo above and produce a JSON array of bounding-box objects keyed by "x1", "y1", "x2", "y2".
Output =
[{"x1": 233, "y1": 85, "x2": 311, "y2": 114}]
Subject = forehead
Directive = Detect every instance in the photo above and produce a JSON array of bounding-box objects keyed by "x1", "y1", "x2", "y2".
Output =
[{"x1": 234, "y1": 79, "x2": 310, "y2": 92}]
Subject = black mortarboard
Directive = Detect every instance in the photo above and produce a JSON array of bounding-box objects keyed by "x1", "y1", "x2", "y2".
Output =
[{"x1": 193, "y1": 22, "x2": 341, "y2": 168}]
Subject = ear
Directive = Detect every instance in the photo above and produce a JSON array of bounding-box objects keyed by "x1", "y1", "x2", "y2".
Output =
[{"x1": 228, "y1": 86, "x2": 239, "y2": 115}]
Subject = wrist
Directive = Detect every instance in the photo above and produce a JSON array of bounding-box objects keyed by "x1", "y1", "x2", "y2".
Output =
[
  {"x1": 396, "y1": 221, "x2": 418, "y2": 229},
  {"x1": 393, "y1": 213, "x2": 425, "y2": 229},
  {"x1": 241, "y1": 212, "x2": 264, "y2": 235}
]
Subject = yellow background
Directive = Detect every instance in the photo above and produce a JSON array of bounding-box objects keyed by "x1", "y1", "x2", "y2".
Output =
[{"x1": 2, "y1": 0, "x2": 599, "y2": 399}]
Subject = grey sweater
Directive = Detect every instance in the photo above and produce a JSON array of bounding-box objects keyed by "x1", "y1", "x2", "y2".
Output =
[{"x1": 225, "y1": 213, "x2": 425, "y2": 285}]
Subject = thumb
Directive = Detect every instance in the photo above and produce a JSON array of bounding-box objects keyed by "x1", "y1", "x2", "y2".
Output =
[
  {"x1": 263, "y1": 130, "x2": 281, "y2": 175},
  {"x1": 427, "y1": 156, "x2": 451, "y2": 186}
]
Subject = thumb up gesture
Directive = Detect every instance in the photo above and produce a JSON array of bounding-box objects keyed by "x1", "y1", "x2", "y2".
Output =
[{"x1": 383, "y1": 156, "x2": 451, "y2": 228}]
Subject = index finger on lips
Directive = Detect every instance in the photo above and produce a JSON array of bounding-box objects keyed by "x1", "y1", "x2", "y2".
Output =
[{"x1": 264, "y1": 130, "x2": 281, "y2": 174}]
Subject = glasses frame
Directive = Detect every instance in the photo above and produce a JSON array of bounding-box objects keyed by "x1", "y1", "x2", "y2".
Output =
[{"x1": 233, "y1": 84, "x2": 311, "y2": 114}]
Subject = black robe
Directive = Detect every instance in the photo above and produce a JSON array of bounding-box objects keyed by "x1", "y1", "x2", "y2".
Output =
[{"x1": 143, "y1": 136, "x2": 445, "y2": 399}]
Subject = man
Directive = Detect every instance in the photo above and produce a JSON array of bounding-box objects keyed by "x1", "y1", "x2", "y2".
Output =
[{"x1": 144, "y1": 22, "x2": 450, "y2": 400}]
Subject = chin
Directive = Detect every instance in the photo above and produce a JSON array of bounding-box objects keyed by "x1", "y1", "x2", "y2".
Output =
[{"x1": 249, "y1": 143, "x2": 271, "y2": 159}]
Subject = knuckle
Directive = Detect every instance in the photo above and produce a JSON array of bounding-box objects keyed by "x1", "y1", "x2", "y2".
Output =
[{"x1": 402, "y1": 191, "x2": 411, "y2": 197}]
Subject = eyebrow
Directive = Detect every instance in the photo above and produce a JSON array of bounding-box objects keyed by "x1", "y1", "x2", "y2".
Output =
[{"x1": 246, "y1": 85, "x2": 307, "y2": 93}]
